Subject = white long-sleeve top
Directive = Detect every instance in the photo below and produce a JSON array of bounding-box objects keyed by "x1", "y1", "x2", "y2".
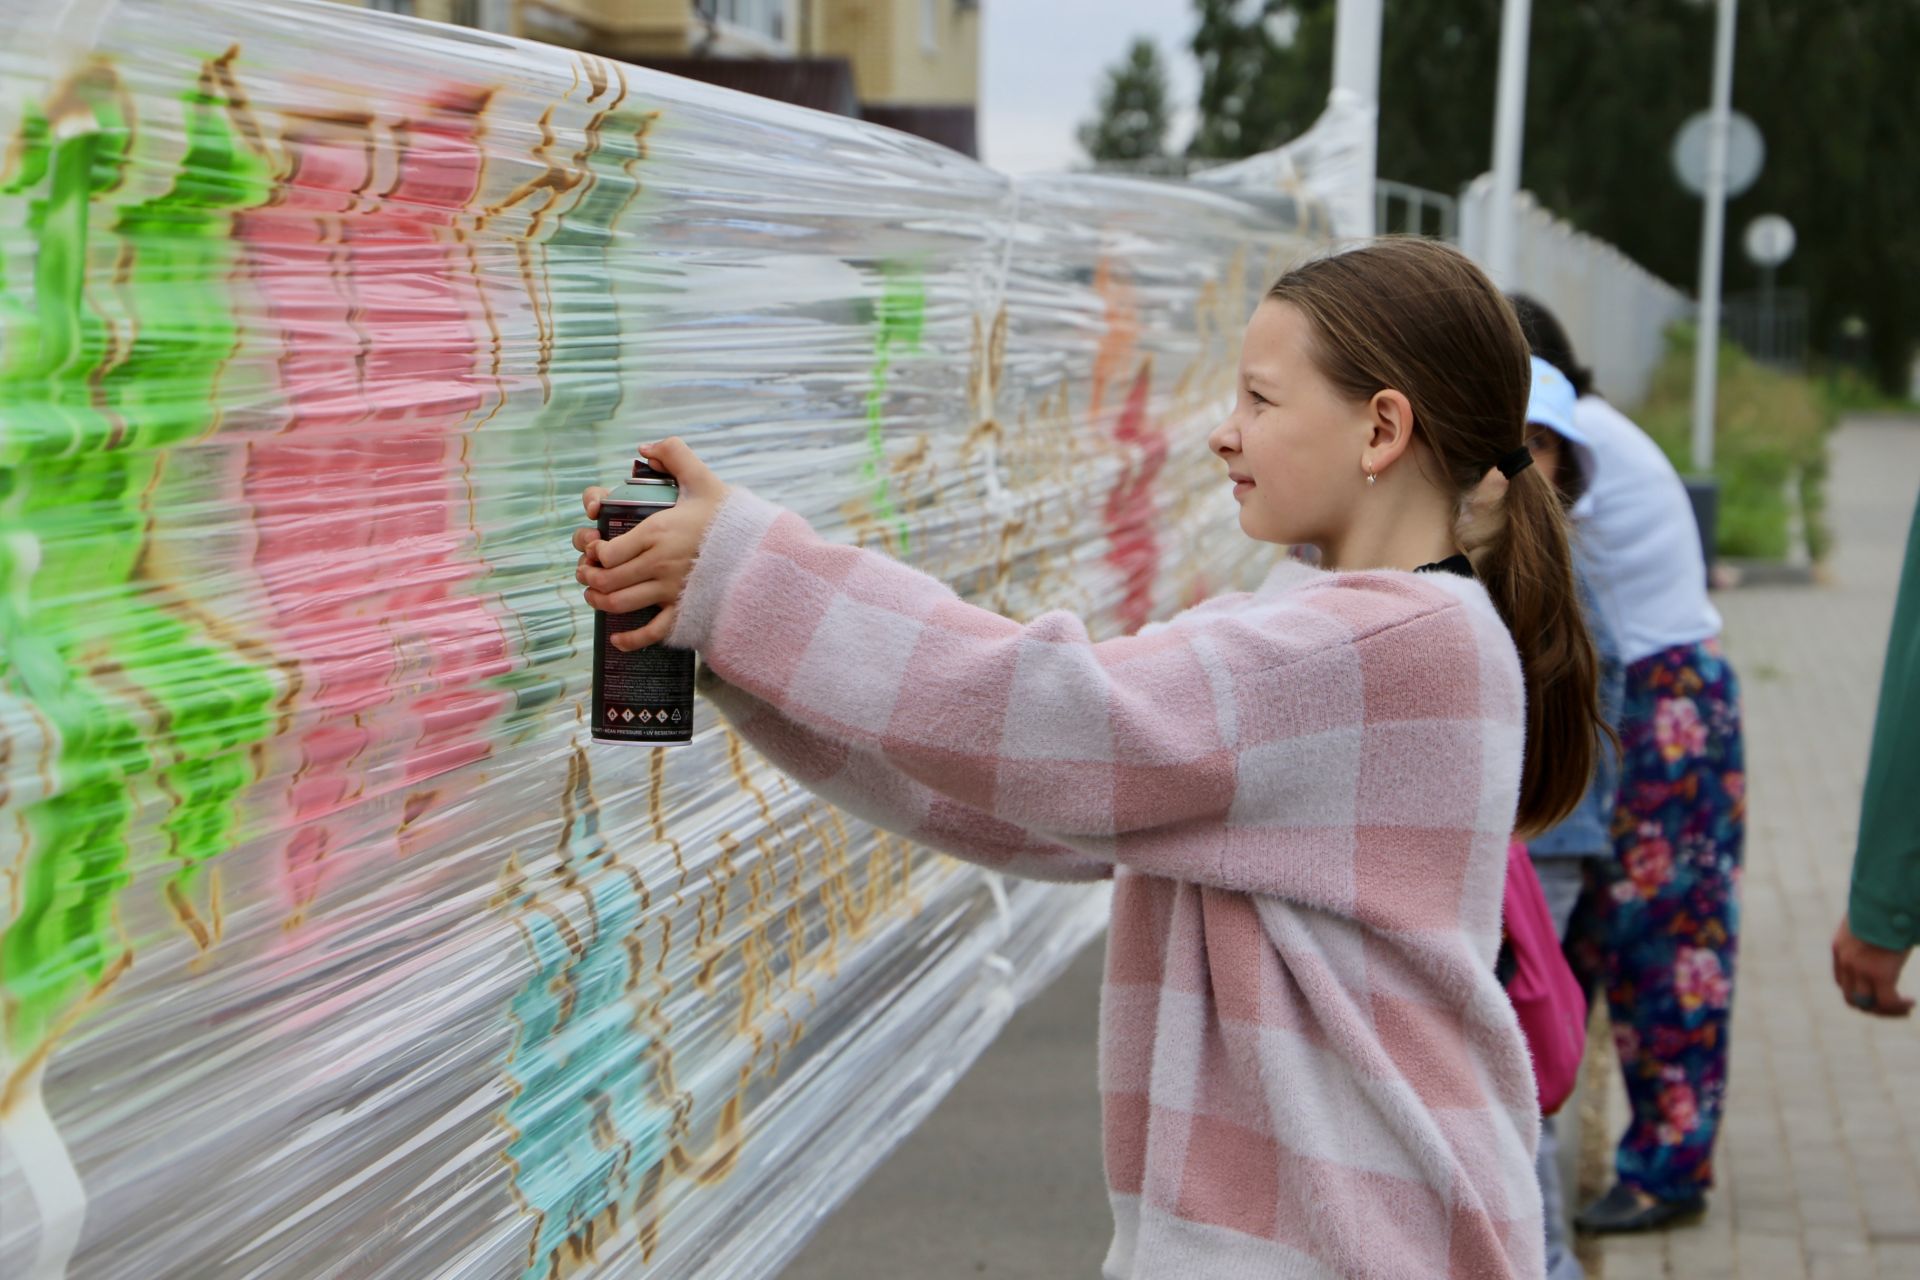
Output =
[{"x1": 1570, "y1": 394, "x2": 1724, "y2": 664}]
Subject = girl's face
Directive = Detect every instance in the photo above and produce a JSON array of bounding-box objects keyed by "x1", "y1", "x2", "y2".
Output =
[
  {"x1": 1208, "y1": 300, "x2": 1374, "y2": 547},
  {"x1": 1525, "y1": 424, "x2": 1565, "y2": 494}
]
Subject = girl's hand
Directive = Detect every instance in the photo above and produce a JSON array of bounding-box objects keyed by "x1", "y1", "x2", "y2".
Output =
[
  {"x1": 1455, "y1": 466, "x2": 1509, "y2": 561},
  {"x1": 573, "y1": 437, "x2": 730, "y2": 650}
]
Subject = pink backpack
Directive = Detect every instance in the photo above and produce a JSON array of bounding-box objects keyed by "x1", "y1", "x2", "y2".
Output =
[{"x1": 1502, "y1": 841, "x2": 1588, "y2": 1115}]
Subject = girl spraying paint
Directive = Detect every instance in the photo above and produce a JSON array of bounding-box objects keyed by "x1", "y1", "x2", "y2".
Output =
[{"x1": 573, "y1": 238, "x2": 1603, "y2": 1278}]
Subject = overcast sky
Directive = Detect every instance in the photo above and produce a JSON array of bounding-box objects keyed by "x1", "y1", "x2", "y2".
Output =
[{"x1": 980, "y1": 0, "x2": 1201, "y2": 174}]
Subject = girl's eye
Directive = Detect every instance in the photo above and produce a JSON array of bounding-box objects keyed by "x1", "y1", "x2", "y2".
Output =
[{"x1": 1248, "y1": 389, "x2": 1270, "y2": 407}]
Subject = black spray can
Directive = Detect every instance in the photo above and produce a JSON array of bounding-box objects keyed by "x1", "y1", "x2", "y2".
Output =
[{"x1": 592, "y1": 454, "x2": 696, "y2": 747}]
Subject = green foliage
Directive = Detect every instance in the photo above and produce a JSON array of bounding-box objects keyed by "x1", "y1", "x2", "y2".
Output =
[
  {"x1": 1185, "y1": 0, "x2": 1920, "y2": 396},
  {"x1": 1818, "y1": 362, "x2": 1918, "y2": 415},
  {"x1": 1078, "y1": 37, "x2": 1174, "y2": 164},
  {"x1": 1636, "y1": 326, "x2": 1836, "y2": 561},
  {"x1": 1188, "y1": 0, "x2": 1332, "y2": 160}
]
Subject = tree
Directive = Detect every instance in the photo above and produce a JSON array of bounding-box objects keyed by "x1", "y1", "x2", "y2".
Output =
[
  {"x1": 1188, "y1": 0, "x2": 1331, "y2": 161},
  {"x1": 1078, "y1": 37, "x2": 1174, "y2": 164},
  {"x1": 1185, "y1": 0, "x2": 1920, "y2": 395}
]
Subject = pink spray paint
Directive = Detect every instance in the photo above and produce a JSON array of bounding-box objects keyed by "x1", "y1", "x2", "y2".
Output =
[{"x1": 237, "y1": 91, "x2": 512, "y2": 912}]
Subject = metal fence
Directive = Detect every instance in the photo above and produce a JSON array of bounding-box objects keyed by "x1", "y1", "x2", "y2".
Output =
[
  {"x1": 1721, "y1": 286, "x2": 1810, "y2": 371},
  {"x1": 1376, "y1": 178, "x2": 1457, "y2": 240}
]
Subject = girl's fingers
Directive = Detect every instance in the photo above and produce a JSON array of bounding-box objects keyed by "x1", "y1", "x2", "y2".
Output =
[
  {"x1": 640, "y1": 438, "x2": 722, "y2": 500},
  {"x1": 578, "y1": 547, "x2": 679, "y2": 593},
  {"x1": 593, "y1": 523, "x2": 656, "y2": 569},
  {"x1": 573, "y1": 526, "x2": 601, "y2": 555},
  {"x1": 584, "y1": 579, "x2": 676, "y2": 614},
  {"x1": 610, "y1": 604, "x2": 678, "y2": 651},
  {"x1": 582, "y1": 486, "x2": 608, "y2": 518}
]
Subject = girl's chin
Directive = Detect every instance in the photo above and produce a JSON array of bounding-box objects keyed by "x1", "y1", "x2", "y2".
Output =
[{"x1": 1235, "y1": 505, "x2": 1293, "y2": 547}]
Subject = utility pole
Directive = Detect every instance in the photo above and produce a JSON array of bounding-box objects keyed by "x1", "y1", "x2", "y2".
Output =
[
  {"x1": 1487, "y1": 0, "x2": 1533, "y2": 285},
  {"x1": 1332, "y1": 0, "x2": 1383, "y2": 238},
  {"x1": 1690, "y1": 0, "x2": 1739, "y2": 473}
]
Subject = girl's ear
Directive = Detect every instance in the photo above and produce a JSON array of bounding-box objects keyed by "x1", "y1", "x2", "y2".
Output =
[{"x1": 1363, "y1": 388, "x2": 1417, "y2": 474}]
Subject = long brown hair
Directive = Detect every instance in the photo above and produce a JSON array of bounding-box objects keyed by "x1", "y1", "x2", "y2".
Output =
[{"x1": 1266, "y1": 237, "x2": 1601, "y2": 837}]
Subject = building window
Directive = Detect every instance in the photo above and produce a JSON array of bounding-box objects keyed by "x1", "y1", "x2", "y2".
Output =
[
  {"x1": 707, "y1": 0, "x2": 788, "y2": 48},
  {"x1": 457, "y1": 0, "x2": 511, "y2": 31},
  {"x1": 921, "y1": 0, "x2": 940, "y2": 54},
  {"x1": 366, "y1": 0, "x2": 415, "y2": 15}
]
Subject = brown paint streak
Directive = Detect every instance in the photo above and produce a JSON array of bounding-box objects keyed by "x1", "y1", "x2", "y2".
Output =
[
  {"x1": 165, "y1": 881, "x2": 213, "y2": 951},
  {"x1": 207, "y1": 46, "x2": 269, "y2": 158},
  {"x1": 634, "y1": 1157, "x2": 666, "y2": 1262},
  {"x1": 2, "y1": 949, "x2": 132, "y2": 1116},
  {"x1": 648, "y1": 749, "x2": 688, "y2": 890}
]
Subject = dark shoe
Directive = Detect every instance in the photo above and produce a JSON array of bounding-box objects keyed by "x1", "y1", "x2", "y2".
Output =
[{"x1": 1574, "y1": 1183, "x2": 1707, "y2": 1234}]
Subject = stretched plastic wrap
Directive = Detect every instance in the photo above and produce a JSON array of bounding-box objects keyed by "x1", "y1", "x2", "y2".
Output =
[
  {"x1": 1195, "y1": 90, "x2": 1376, "y2": 242},
  {"x1": 0, "y1": 3, "x2": 1332, "y2": 1276}
]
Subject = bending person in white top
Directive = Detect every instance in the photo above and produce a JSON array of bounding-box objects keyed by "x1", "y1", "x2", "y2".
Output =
[
  {"x1": 1566, "y1": 393, "x2": 1723, "y2": 663},
  {"x1": 1511, "y1": 296, "x2": 1747, "y2": 1238}
]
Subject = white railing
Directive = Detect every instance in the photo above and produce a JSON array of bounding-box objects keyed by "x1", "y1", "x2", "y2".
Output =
[{"x1": 1459, "y1": 174, "x2": 1690, "y2": 407}]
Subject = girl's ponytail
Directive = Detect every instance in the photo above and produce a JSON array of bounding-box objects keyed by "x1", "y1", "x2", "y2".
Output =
[{"x1": 1469, "y1": 462, "x2": 1603, "y2": 838}]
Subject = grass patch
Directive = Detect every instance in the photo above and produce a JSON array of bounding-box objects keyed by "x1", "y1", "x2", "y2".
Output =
[
  {"x1": 1635, "y1": 327, "x2": 1837, "y2": 561},
  {"x1": 1818, "y1": 363, "x2": 1919, "y2": 416}
]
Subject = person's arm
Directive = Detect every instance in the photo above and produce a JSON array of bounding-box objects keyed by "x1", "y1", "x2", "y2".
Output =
[
  {"x1": 697, "y1": 665, "x2": 1111, "y2": 883},
  {"x1": 577, "y1": 439, "x2": 1496, "y2": 905},
  {"x1": 1525, "y1": 561, "x2": 1625, "y2": 858},
  {"x1": 1834, "y1": 495, "x2": 1920, "y2": 1016},
  {"x1": 668, "y1": 483, "x2": 1252, "y2": 847}
]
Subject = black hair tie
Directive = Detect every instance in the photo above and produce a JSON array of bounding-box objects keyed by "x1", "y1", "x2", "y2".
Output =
[{"x1": 1494, "y1": 446, "x2": 1534, "y2": 479}]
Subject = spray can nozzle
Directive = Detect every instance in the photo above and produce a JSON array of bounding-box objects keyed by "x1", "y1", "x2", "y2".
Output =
[{"x1": 630, "y1": 456, "x2": 674, "y2": 484}]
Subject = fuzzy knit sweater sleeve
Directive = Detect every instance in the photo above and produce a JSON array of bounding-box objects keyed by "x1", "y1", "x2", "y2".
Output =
[
  {"x1": 692, "y1": 665, "x2": 1113, "y2": 883},
  {"x1": 670, "y1": 489, "x2": 1518, "y2": 920}
]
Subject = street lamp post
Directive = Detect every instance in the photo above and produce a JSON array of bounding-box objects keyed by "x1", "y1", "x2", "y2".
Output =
[
  {"x1": 1690, "y1": 0, "x2": 1739, "y2": 474},
  {"x1": 1487, "y1": 0, "x2": 1533, "y2": 286},
  {"x1": 1332, "y1": 0, "x2": 1384, "y2": 238}
]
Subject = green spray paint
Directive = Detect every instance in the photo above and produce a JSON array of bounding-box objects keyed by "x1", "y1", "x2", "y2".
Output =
[
  {"x1": 0, "y1": 64, "x2": 278, "y2": 1054},
  {"x1": 862, "y1": 265, "x2": 923, "y2": 556}
]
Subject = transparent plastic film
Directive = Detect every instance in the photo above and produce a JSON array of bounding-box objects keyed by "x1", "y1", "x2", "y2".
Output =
[{"x1": 0, "y1": 2, "x2": 1332, "y2": 1276}]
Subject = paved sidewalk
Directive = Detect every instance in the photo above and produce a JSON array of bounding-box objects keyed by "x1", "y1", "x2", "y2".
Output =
[
  {"x1": 1591, "y1": 415, "x2": 1920, "y2": 1280},
  {"x1": 785, "y1": 416, "x2": 1920, "y2": 1280},
  {"x1": 783, "y1": 940, "x2": 1111, "y2": 1278}
]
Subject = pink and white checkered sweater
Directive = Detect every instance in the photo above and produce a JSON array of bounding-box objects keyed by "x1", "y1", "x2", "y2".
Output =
[{"x1": 670, "y1": 489, "x2": 1545, "y2": 1279}]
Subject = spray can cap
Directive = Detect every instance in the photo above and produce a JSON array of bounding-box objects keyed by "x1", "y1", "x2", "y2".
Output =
[{"x1": 630, "y1": 454, "x2": 675, "y2": 484}]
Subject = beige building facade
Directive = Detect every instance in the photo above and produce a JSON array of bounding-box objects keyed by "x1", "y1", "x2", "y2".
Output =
[{"x1": 331, "y1": 0, "x2": 980, "y2": 154}]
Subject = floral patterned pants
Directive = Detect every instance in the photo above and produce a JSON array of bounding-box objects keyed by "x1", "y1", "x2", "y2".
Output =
[{"x1": 1591, "y1": 638, "x2": 1745, "y2": 1200}]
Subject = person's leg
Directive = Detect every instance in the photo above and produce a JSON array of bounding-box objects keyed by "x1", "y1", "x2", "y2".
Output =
[
  {"x1": 1534, "y1": 856, "x2": 1590, "y2": 938},
  {"x1": 1532, "y1": 856, "x2": 1596, "y2": 1276},
  {"x1": 1536, "y1": 1113, "x2": 1582, "y2": 1279},
  {"x1": 1591, "y1": 643, "x2": 1746, "y2": 1212}
]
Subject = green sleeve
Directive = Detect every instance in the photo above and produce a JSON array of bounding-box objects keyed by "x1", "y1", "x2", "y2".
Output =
[{"x1": 1850, "y1": 493, "x2": 1920, "y2": 951}]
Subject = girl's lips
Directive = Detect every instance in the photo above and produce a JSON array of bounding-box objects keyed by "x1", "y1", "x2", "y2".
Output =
[{"x1": 1229, "y1": 473, "x2": 1254, "y2": 499}]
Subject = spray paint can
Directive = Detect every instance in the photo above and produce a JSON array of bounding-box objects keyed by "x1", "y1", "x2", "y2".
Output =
[{"x1": 592, "y1": 454, "x2": 696, "y2": 747}]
